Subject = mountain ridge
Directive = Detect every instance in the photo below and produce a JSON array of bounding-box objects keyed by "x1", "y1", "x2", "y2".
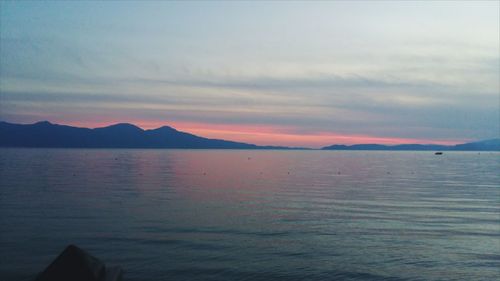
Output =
[
  {"x1": 0, "y1": 121, "x2": 304, "y2": 149},
  {"x1": 0, "y1": 121, "x2": 498, "y2": 150},
  {"x1": 322, "y1": 139, "x2": 500, "y2": 151}
]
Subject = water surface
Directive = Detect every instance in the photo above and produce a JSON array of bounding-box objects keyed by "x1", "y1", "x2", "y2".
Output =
[{"x1": 1, "y1": 149, "x2": 499, "y2": 280}]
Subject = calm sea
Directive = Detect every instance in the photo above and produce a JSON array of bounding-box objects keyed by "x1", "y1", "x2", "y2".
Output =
[{"x1": 0, "y1": 149, "x2": 499, "y2": 281}]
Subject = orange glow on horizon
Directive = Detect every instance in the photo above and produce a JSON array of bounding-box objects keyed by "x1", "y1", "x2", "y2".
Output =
[
  {"x1": 57, "y1": 119, "x2": 467, "y2": 148},
  {"x1": 170, "y1": 123, "x2": 464, "y2": 148}
]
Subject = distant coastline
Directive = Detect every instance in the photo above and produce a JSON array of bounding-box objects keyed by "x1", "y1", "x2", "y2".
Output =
[
  {"x1": 321, "y1": 139, "x2": 500, "y2": 151},
  {"x1": 1, "y1": 121, "x2": 499, "y2": 151}
]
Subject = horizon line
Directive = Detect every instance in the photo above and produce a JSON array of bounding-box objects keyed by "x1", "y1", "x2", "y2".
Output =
[{"x1": 1, "y1": 119, "x2": 484, "y2": 149}]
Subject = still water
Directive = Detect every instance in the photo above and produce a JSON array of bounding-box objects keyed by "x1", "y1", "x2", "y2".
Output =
[{"x1": 0, "y1": 149, "x2": 499, "y2": 281}]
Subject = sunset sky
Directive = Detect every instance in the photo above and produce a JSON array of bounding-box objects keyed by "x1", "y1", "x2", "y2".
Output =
[{"x1": 1, "y1": 1, "x2": 498, "y2": 147}]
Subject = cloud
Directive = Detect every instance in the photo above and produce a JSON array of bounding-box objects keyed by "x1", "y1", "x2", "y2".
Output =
[{"x1": 1, "y1": 1, "x2": 498, "y2": 146}]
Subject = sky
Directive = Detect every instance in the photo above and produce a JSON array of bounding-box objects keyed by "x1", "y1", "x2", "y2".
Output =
[{"x1": 0, "y1": 1, "x2": 499, "y2": 148}]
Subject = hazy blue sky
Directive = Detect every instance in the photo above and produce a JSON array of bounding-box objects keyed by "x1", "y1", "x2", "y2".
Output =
[{"x1": 1, "y1": 1, "x2": 498, "y2": 147}]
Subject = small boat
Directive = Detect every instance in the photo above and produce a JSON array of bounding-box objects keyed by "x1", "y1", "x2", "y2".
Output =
[
  {"x1": 34, "y1": 244, "x2": 123, "y2": 281},
  {"x1": 435, "y1": 152, "x2": 443, "y2": 155}
]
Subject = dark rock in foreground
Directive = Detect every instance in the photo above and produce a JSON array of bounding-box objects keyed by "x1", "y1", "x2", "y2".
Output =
[{"x1": 34, "y1": 245, "x2": 122, "y2": 281}]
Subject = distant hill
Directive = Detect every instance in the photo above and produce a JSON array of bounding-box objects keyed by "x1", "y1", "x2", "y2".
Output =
[
  {"x1": 0, "y1": 121, "x2": 298, "y2": 149},
  {"x1": 452, "y1": 139, "x2": 500, "y2": 151},
  {"x1": 322, "y1": 139, "x2": 500, "y2": 151},
  {"x1": 1, "y1": 121, "x2": 498, "y2": 151}
]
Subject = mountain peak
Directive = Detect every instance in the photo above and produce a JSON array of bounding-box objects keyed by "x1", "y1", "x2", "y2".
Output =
[
  {"x1": 476, "y1": 138, "x2": 500, "y2": 145},
  {"x1": 34, "y1": 121, "x2": 53, "y2": 126},
  {"x1": 100, "y1": 123, "x2": 143, "y2": 131},
  {"x1": 154, "y1": 125, "x2": 177, "y2": 132}
]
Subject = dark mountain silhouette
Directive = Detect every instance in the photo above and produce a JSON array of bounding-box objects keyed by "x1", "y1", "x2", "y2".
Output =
[
  {"x1": 322, "y1": 139, "x2": 500, "y2": 151},
  {"x1": 0, "y1": 121, "x2": 498, "y2": 150},
  {"x1": 452, "y1": 139, "x2": 500, "y2": 151},
  {"x1": 0, "y1": 121, "x2": 292, "y2": 149}
]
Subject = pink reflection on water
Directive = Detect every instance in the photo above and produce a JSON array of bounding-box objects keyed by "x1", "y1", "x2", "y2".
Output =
[{"x1": 166, "y1": 150, "x2": 294, "y2": 203}]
